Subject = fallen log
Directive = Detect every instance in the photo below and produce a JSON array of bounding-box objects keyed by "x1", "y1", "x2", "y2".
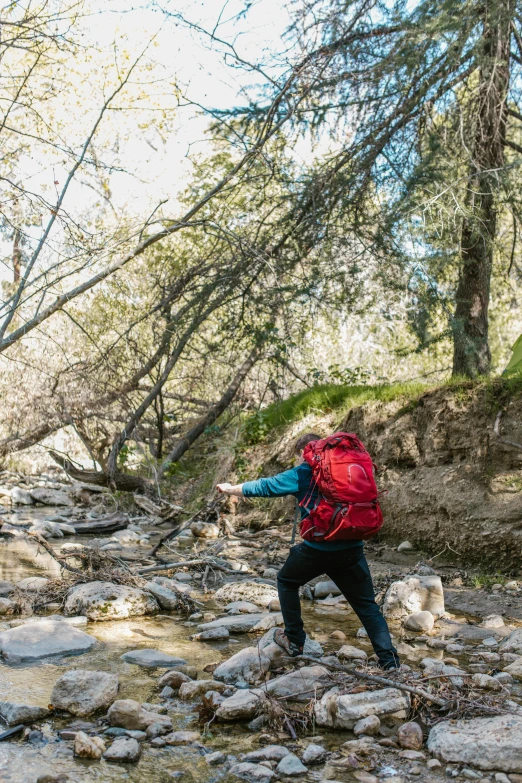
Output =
[
  {"x1": 49, "y1": 450, "x2": 150, "y2": 492},
  {"x1": 72, "y1": 512, "x2": 128, "y2": 535}
]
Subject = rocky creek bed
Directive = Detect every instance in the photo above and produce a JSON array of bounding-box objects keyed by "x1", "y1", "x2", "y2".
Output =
[{"x1": 2, "y1": 475, "x2": 522, "y2": 782}]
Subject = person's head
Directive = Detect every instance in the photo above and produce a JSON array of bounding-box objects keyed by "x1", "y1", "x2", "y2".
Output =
[{"x1": 294, "y1": 432, "x2": 321, "y2": 462}]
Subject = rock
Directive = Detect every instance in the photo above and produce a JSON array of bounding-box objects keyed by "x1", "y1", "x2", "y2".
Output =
[
  {"x1": 315, "y1": 687, "x2": 410, "y2": 729},
  {"x1": 267, "y1": 598, "x2": 281, "y2": 611},
  {"x1": 205, "y1": 690, "x2": 225, "y2": 709},
  {"x1": 426, "y1": 759, "x2": 442, "y2": 770},
  {"x1": 0, "y1": 598, "x2": 16, "y2": 615},
  {"x1": 151, "y1": 576, "x2": 193, "y2": 595},
  {"x1": 121, "y1": 649, "x2": 186, "y2": 668},
  {"x1": 337, "y1": 644, "x2": 367, "y2": 661},
  {"x1": 143, "y1": 581, "x2": 184, "y2": 610},
  {"x1": 107, "y1": 699, "x2": 165, "y2": 730},
  {"x1": 160, "y1": 686, "x2": 175, "y2": 699},
  {"x1": 229, "y1": 762, "x2": 275, "y2": 782},
  {"x1": 226, "y1": 601, "x2": 263, "y2": 614},
  {"x1": 397, "y1": 540, "x2": 414, "y2": 551},
  {"x1": 243, "y1": 746, "x2": 290, "y2": 762},
  {"x1": 502, "y1": 659, "x2": 522, "y2": 679},
  {"x1": 471, "y1": 673, "x2": 502, "y2": 691},
  {"x1": 403, "y1": 610, "x2": 434, "y2": 632},
  {"x1": 0, "y1": 701, "x2": 50, "y2": 724},
  {"x1": 16, "y1": 576, "x2": 49, "y2": 591},
  {"x1": 251, "y1": 613, "x2": 283, "y2": 632},
  {"x1": 11, "y1": 487, "x2": 36, "y2": 505},
  {"x1": 213, "y1": 645, "x2": 271, "y2": 685},
  {"x1": 427, "y1": 713, "x2": 522, "y2": 772},
  {"x1": 64, "y1": 581, "x2": 158, "y2": 621},
  {"x1": 126, "y1": 729, "x2": 147, "y2": 741},
  {"x1": 257, "y1": 626, "x2": 323, "y2": 656},
  {"x1": 157, "y1": 669, "x2": 192, "y2": 689},
  {"x1": 494, "y1": 671, "x2": 513, "y2": 684},
  {"x1": 329, "y1": 630, "x2": 346, "y2": 640},
  {"x1": 383, "y1": 575, "x2": 445, "y2": 620},
  {"x1": 178, "y1": 680, "x2": 228, "y2": 700},
  {"x1": 191, "y1": 626, "x2": 230, "y2": 641},
  {"x1": 0, "y1": 619, "x2": 96, "y2": 662},
  {"x1": 262, "y1": 568, "x2": 278, "y2": 580},
  {"x1": 480, "y1": 614, "x2": 505, "y2": 629},
  {"x1": 51, "y1": 670, "x2": 119, "y2": 715},
  {"x1": 421, "y1": 658, "x2": 466, "y2": 685},
  {"x1": 314, "y1": 579, "x2": 342, "y2": 599},
  {"x1": 36, "y1": 775, "x2": 69, "y2": 783},
  {"x1": 190, "y1": 521, "x2": 220, "y2": 538},
  {"x1": 398, "y1": 721, "x2": 423, "y2": 750},
  {"x1": 0, "y1": 580, "x2": 14, "y2": 596},
  {"x1": 265, "y1": 665, "x2": 328, "y2": 702},
  {"x1": 214, "y1": 581, "x2": 278, "y2": 608},
  {"x1": 216, "y1": 688, "x2": 263, "y2": 720},
  {"x1": 146, "y1": 721, "x2": 172, "y2": 739},
  {"x1": 276, "y1": 754, "x2": 307, "y2": 776},
  {"x1": 354, "y1": 714, "x2": 381, "y2": 736},
  {"x1": 353, "y1": 774, "x2": 378, "y2": 783},
  {"x1": 302, "y1": 743, "x2": 328, "y2": 764},
  {"x1": 205, "y1": 751, "x2": 226, "y2": 765},
  {"x1": 197, "y1": 613, "x2": 271, "y2": 634},
  {"x1": 74, "y1": 731, "x2": 106, "y2": 759},
  {"x1": 499, "y1": 628, "x2": 522, "y2": 654},
  {"x1": 103, "y1": 736, "x2": 141, "y2": 762},
  {"x1": 164, "y1": 730, "x2": 201, "y2": 745},
  {"x1": 30, "y1": 488, "x2": 73, "y2": 506}
]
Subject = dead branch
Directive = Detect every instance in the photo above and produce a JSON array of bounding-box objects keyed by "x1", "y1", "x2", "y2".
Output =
[
  {"x1": 494, "y1": 410, "x2": 522, "y2": 451},
  {"x1": 49, "y1": 450, "x2": 150, "y2": 492},
  {"x1": 137, "y1": 558, "x2": 244, "y2": 575},
  {"x1": 28, "y1": 532, "x2": 85, "y2": 576}
]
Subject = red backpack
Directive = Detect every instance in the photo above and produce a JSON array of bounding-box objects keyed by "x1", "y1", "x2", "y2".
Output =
[{"x1": 299, "y1": 432, "x2": 383, "y2": 542}]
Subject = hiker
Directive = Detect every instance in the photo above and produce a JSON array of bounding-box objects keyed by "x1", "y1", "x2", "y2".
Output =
[{"x1": 216, "y1": 432, "x2": 400, "y2": 670}]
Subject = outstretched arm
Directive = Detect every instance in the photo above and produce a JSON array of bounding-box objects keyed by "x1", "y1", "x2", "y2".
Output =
[{"x1": 216, "y1": 482, "x2": 244, "y2": 497}]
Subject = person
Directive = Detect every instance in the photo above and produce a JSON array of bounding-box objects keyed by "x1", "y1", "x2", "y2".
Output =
[{"x1": 216, "y1": 432, "x2": 399, "y2": 669}]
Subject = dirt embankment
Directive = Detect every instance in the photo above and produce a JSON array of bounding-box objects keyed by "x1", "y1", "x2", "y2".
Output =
[{"x1": 241, "y1": 381, "x2": 522, "y2": 568}]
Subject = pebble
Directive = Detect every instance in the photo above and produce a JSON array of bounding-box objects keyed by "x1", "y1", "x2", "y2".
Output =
[
  {"x1": 397, "y1": 721, "x2": 423, "y2": 750},
  {"x1": 329, "y1": 630, "x2": 346, "y2": 640},
  {"x1": 461, "y1": 770, "x2": 482, "y2": 780},
  {"x1": 427, "y1": 759, "x2": 442, "y2": 770},
  {"x1": 409, "y1": 767, "x2": 422, "y2": 776},
  {"x1": 495, "y1": 774, "x2": 511, "y2": 783},
  {"x1": 398, "y1": 749, "x2": 425, "y2": 760}
]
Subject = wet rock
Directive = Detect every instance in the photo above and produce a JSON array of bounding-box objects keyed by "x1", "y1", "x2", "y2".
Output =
[
  {"x1": 0, "y1": 580, "x2": 14, "y2": 597},
  {"x1": 337, "y1": 644, "x2": 367, "y2": 661},
  {"x1": 144, "y1": 581, "x2": 185, "y2": 610},
  {"x1": 157, "y1": 669, "x2": 192, "y2": 689},
  {"x1": 262, "y1": 568, "x2": 278, "y2": 580},
  {"x1": 178, "y1": 680, "x2": 229, "y2": 700},
  {"x1": 398, "y1": 721, "x2": 423, "y2": 749},
  {"x1": 0, "y1": 598, "x2": 16, "y2": 615},
  {"x1": 164, "y1": 730, "x2": 201, "y2": 745},
  {"x1": 197, "y1": 613, "x2": 271, "y2": 634},
  {"x1": 494, "y1": 671, "x2": 513, "y2": 685},
  {"x1": 64, "y1": 581, "x2": 159, "y2": 621},
  {"x1": 0, "y1": 701, "x2": 50, "y2": 724},
  {"x1": 51, "y1": 669, "x2": 119, "y2": 716},
  {"x1": 205, "y1": 690, "x2": 225, "y2": 709},
  {"x1": 302, "y1": 743, "x2": 328, "y2": 764},
  {"x1": 126, "y1": 730, "x2": 147, "y2": 741},
  {"x1": 30, "y1": 488, "x2": 73, "y2": 506},
  {"x1": 216, "y1": 688, "x2": 263, "y2": 720},
  {"x1": 0, "y1": 619, "x2": 96, "y2": 661},
  {"x1": 36, "y1": 775, "x2": 69, "y2": 783},
  {"x1": 499, "y1": 628, "x2": 522, "y2": 654},
  {"x1": 354, "y1": 714, "x2": 381, "y2": 736},
  {"x1": 315, "y1": 687, "x2": 410, "y2": 729},
  {"x1": 160, "y1": 686, "x2": 175, "y2": 699},
  {"x1": 383, "y1": 575, "x2": 445, "y2": 620},
  {"x1": 213, "y1": 645, "x2": 271, "y2": 684},
  {"x1": 403, "y1": 610, "x2": 434, "y2": 632},
  {"x1": 226, "y1": 601, "x2": 262, "y2": 614},
  {"x1": 146, "y1": 720, "x2": 172, "y2": 739},
  {"x1": 329, "y1": 630, "x2": 346, "y2": 640},
  {"x1": 251, "y1": 613, "x2": 283, "y2": 632},
  {"x1": 265, "y1": 665, "x2": 328, "y2": 702},
  {"x1": 121, "y1": 649, "x2": 186, "y2": 668},
  {"x1": 502, "y1": 659, "x2": 522, "y2": 679},
  {"x1": 276, "y1": 754, "x2": 307, "y2": 776},
  {"x1": 471, "y1": 673, "x2": 502, "y2": 691},
  {"x1": 11, "y1": 488, "x2": 34, "y2": 505},
  {"x1": 480, "y1": 614, "x2": 505, "y2": 629},
  {"x1": 243, "y1": 746, "x2": 290, "y2": 762},
  {"x1": 16, "y1": 576, "x2": 49, "y2": 591},
  {"x1": 314, "y1": 580, "x2": 342, "y2": 599},
  {"x1": 206, "y1": 751, "x2": 226, "y2": 765},
  {"x1": 230, "y1": 763, "x2": 275, "y2": 782},
  {"x1": 191, "y1": 626, "x2": 230, "y2": 641},
  {"x1": 427, "y1": 713, "x2": 522, "y2": 772},
  {"x1": 107, "y1": 699, "x2": 165, "y2": 730},
  {"x1": 74, "y1": 730, "x2": 106, "y2": 759},
  {"x1": 214, "y1": 581, "x2": 278, "y2": 608},
  {"x1": 104, "y1": 736, "x2": 141, "y2": 762}
]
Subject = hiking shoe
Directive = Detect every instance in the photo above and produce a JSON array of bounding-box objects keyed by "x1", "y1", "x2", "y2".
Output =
[{"x1": 274, "y1": 629, "x2": 304, "y2": 658}]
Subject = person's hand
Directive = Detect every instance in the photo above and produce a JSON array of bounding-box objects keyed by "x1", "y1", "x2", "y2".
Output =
[{"x1": 216, "y1": 483, "x2": 233, "y2": 494}]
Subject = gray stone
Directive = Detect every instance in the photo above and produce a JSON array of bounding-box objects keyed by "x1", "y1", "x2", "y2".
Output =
[
  {"x1": 471, "y1": 673, "x2": 502, "y2": 691},
  {"x1": 103, "y1": 737, "x2": 141, "y2": 762},
  {"x1": 64, "y1": 581, "x2": 158, "y2": 621},
  {"x1": 157, "y1": 670, "x2": 192, "y2": 689},
  {"x1": 107, "y1": 699, "x2": 165, "y2": 730},
  {"x1": 30, "y1": 488, "x2": 73, "y2": 506},
  {"x1": 314, "y1": 579, "x2": 342, "y2": 599},
  {"x1": 427, "y1": 714, "x2": 522, "y2": 772},
  {"x1": 0, "y1": 598, "x2": 15, "y2": 615},
  {"x1": 243, "y1": 745, "x2": 290, "y2": 762},
  {"x1": 383, "y1": 575, "x2": 445, "y2": 619},
  {"x1": 499, "y1": 628, "x2": 522, "y2": 654},
  {"x1": 0, "y1": 580, "x2": 14, "y2": 597},
  {"x1": 302, "y1": 743, "x2": 328, "y2": 764},
  {"x1": 164, "y1": 730, "x2": 201, "y2": 745},
  {"x1": 480, "y1": 614, "x2": 505, "y2": 629},
  {"x1": 144, "y1": 581, "x2": 184, "y2": 610},
  {"x1": 315, "y1": 687, "x2": 410, "y2": 729},
  {"x1": 213, "y1": 645, "x2": 271, "y2": 685},
  {"x1": 226, "y1": 601, "x2": 263, "y2": 614},
  {"x1": 121, "y1": 649, "x2": 186, "y2": 668},
  {"x1": 403, "y1": 610, "x2": 435, "y2": 632},
  {"x1": 0, "y1": 619, "x2": 96, "y2": 662},
  {"x1": 216, "y1": 689, "x2": 263, "y2": 720},
  {"x1": 276, "y1": 754, "x2": 307, "y2": 776},
  {"x1": 191, "y1": 626, "x2": 230, "y2": 641},
  {"x1": 126, "y1": 730, "x2": 147, "y2": 741},
  {"x1": 353, "y1": 714, "x2": 381, "y2": 736},
  {"x1": 398, "y1": 721, "x2": 423, "y2": 749},
  {"x1": 213, "y1": 581, "x2": 278, "y2": 608},
  {"x1": 197, "y1": 613, "x2": 270, "y2": 633},
  {"x1": 265, "y1": 665, "x2": 328, "y2": 702},
  {"x1": 178, "y1": 680, "x2": 228, "y2": 700},
  {"x1": 51, "y1": 669, "x2": 119, "y2": 715},
  {"x1": 16, "y1": 577, "x2": 49, "y2": 591},
  {"x1": 206, "y1": 751, "x2": 226, "y2": 765},
  {"x1": 11, "y1": 488, "x2": 34, "y2": 505},
  {"x1": 0, "y1": 701, "x2": 50, "y2": 724},
  {"x1": 229, "y1": 762, "x2": 275, "y2": 782},
  {"x1": 337, "y1": 644, "x2": 367, "y2": 661}
]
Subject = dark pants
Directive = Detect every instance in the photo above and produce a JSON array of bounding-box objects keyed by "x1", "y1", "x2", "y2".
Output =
[{"x1": 277, "y1": 543, "x2": 399, "y2": 668}]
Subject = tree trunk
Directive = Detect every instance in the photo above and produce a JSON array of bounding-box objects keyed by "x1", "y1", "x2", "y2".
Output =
[
  {"x1": 452, "y1": 0, "x2": 512, "y2": 377},
  {"x1": 159, "y1": 347, "x2": 260, "y2": 474}
]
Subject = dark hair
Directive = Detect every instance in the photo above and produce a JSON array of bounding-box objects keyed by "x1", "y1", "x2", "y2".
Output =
[{"x1": 294, "y1": 432, "x2": 321, "y2": 454}]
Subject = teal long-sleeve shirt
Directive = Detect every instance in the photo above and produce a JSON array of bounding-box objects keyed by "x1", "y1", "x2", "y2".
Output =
[{"x1": 242, "y1": 463, "x2": 362, "y2": 552}]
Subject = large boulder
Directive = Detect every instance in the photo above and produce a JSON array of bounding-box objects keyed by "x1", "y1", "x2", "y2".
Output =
[
  {"x1": 213, "y1": 581, "x2": 278, "y2": 608},
  {"x1": 0, "y1": 619, "x2": 96, "y2": 662},
  {"x1": 427, "y1": 714, "x2": 522, "y2": 772},
  {"x1": 213, "y1": 645, "x2": 272, "y2": 685},
  {"x1": 51, "y1": 670, "x2": 119, "y2": 716},
  {"x1": 216, "y1": 689, "x2": 264, "y2": 721},
  {"x1": 383, "y1": 575, "x2": 445, "y2": 620},
  {"x1": 64, "y1": 581, "x2": 159, "y2": 621},
  {"x1": 265, "y1": 665, "x2": 328, "y2": 702},
  {"x1": 315, "y1": 687, "x2": 410, "y2": 729},
  {"x1": 499, "y1": 628, "x2": 522, "y2": 654},
  {"x1": 0, "y1": 701, "x2": 50, "y2": 724},
  {"x1": 30, "y1": 487, "x2": 73, "y2": 506},
  {"x1": 121, "y1": 649, "x2": 186, "y2": 668}
]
